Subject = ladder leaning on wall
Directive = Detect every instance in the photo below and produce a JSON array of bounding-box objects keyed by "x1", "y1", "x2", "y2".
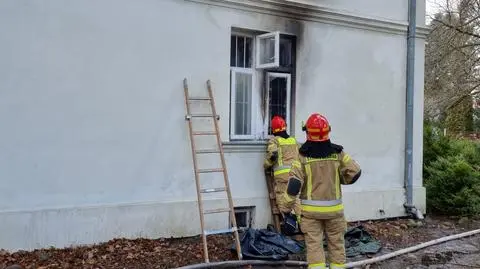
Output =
[{"x1": 182, "y1": 78, "x2": 242, "y2": 263}]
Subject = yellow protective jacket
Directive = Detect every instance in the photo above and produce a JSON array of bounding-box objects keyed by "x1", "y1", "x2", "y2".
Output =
[
  {"x1": 284, "y1": 145, "x2": 361, "y2": 219},
  {"x1": 264, "y1": 136, "x2": 300, "y2": 177}
]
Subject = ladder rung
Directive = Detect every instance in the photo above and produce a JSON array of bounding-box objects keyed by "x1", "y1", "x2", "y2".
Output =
[
  {"x1": 204, "y1": 227, "x2": 237, "y2": 236},
  {"x1": 200, "y1": 187, "x2": 226, "y2": 193},
  {"x1": 190, "y1": 114, "x2": 218, "y2": 118},
  {"x1": 196, "y1": 149, "x2": 220, "y2": 154},
  {"x1": 198, "y1": 168, "x2": 224, "y2": 173},
  {"x1": 189, "y1": 97, "x2": 211, "y2": 101},
  {"x1": 192, "y1": 131, "x2": 216, "y2": 136},
  {"x1": 204, "y1": 208, "x2": 231, "y2": 214},
  {"x1": 186, "y1": 114, "x2": 220, "y2": 120}
]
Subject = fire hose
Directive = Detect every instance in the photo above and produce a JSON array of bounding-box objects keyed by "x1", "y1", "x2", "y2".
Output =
[{"x1": 176, "y1": 228, "x2": 480, "y2": 269}]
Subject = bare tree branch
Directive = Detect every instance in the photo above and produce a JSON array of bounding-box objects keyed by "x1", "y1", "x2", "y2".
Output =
[
  {"x1": 432, "y1": 17, "x2": 480, "y2": 39},
  {"x1": 446, "y1": 82, "x2": 480, "y2": 110}
]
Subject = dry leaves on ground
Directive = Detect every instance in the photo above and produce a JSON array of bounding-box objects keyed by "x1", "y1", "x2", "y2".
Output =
[{"x1": 2, "y1": 216, "x2": 480, "y2": 269}]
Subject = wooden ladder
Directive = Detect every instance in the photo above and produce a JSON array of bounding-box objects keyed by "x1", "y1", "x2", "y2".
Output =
[
  {"x1": 265, "y1": 170, "x2": 304, "y2": 241},
  {"x1": 264, "y1": 169, "x2": 282, "y2": 231},
  {"x1": 182, "y1": 78, "x2": 242, "y2": 263}
]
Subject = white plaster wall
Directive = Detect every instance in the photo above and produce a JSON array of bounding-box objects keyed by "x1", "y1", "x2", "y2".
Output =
[
  {"x1": 294, "y1": 26, "x2": 407, "y2": 190},
  {"x1": 300, "y1": 0, "x2": 426, "y2": 26},
  {"x1": 0, "y1": 0, "x2": 425, "y2": 250}
]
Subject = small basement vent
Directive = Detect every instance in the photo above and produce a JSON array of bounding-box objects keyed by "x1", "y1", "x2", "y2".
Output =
[{"x1": 232, "y1": 206, "x2": 255, "y2": 230}]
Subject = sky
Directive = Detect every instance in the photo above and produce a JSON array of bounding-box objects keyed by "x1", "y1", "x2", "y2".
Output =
[
  {"x1": 426, "y1": 0, "x2": 441, "y2": 16},
  {"x1": 426, "y1": 0, "x2": 446, "y2": 23}
]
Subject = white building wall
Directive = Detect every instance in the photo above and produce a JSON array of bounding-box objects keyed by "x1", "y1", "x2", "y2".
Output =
[
  {"x1": 301, "y1": 0, "x2": 426, "y2": 25},
  {"x1": 0, "y1": 0, "x2": 427, "y2": 250}
]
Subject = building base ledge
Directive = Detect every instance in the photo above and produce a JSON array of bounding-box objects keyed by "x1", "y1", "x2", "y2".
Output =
[{"x1": 0, "y1": 187, "x2": 425, "y2": 251}]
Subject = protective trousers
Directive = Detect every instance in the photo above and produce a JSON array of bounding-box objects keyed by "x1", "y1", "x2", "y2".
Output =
[
  {"x1": 274, "y1": 173, "x2": 301, "y2": 214},
  {"x1": 300, "y1": 215, "x2": 347, "y2": 269}
]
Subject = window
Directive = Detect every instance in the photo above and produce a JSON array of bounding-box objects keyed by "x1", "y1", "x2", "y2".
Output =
[
  {"x1": 266, "y1": 73, "x2": 291, "y2": 135},
  {"x1": 230, "y1": 35, "x2": 253, "y2": 68},
  {"x1": 229, "y1": 30, "x2": 296, "y2": 141},
  {"x1": 256, "y1": 32, "x2": 280, "y2": 69},
  {"x1": 231, "y1": 206, "x2": 255, "y2": 230},
  {"x1": 231, "y1": 68, "x2": 253, "y2": 138}
]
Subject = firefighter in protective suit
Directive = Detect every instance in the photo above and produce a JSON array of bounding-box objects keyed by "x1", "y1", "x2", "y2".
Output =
[
  {"x1": 264, "y1": 115, "x2": 301, "y2": 233},
  {"x1": 280, "y1": 113, "x2": 362, "y2": 269}
]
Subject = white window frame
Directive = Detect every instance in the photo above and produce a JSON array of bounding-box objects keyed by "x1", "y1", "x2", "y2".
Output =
[
  {"x1": 229, "y1": 30, "x2": 290, "y2": 141},
  {"x1": 255, "y1": 31, "x2": 281, "y2": 69},
  {"x1": 264, "y1": 72, "x2": 292, "y2": 137},
  {"x1": 231, "y1": 206, "x2": 255, "y2": 230},
  {"x1": 230, "y1": 67, "x2": 256, "y2": 140}
]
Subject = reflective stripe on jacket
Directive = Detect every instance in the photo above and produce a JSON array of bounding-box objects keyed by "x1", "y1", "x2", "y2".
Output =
[
  {"x1": 264, "y1": 136, "x2": 300, "y2": 176},
  {"x1": 284, "y1": 151, "x2": 361, "y2": 217}
]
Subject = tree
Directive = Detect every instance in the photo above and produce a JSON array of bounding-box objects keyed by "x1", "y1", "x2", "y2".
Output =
[{"x1": 425, "y1": 0, "x2": 480, "y2": 134}]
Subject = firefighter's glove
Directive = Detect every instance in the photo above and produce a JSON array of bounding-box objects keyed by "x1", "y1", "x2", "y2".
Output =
[
  {"x1": 270, "y1": 151, "x2": 278, "y2": 162},
  {"x1": 264, "y1": 167, "x2": 272, "y2": 175},
  {"x1": 279, "y1": 207, "x2": 291, "y2": 214},
  {"x1": 291, "y1": 209, "x2": 301, "y2": 223},
  {"x1": 281, "y1": 212, "x2": 298, "y2": 235}
]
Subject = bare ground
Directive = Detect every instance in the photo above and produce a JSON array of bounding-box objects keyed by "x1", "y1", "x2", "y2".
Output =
[
  {"x1": 1, "y1": 215, "x2": 480, "y2": 269},
  {"x1": 367, "y1": 216, "x2": 480, "y2": 269},
  {"x1": 370, "y1": 234, "x2": 480, "y2": 269}
]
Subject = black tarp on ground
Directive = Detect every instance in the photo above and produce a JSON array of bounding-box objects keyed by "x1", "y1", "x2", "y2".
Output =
[
  {"x1": 231, "y1": 225, "x2": 381, "y2": 261},
  {"x1": 343, "y1": 225, "x2": 382, "y2": 258},
  {"x1": 231, "y1": 228, "x2": 305, "y2": 260}
]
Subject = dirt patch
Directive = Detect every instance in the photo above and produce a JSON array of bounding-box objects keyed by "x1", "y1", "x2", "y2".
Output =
[
  {"x1": 365, "y1": 216, "x2": 480, "y2": 269},
  {"x1": 0, "y1": 236, "x2": 236, "y2": 269},
  {"x1": 359, "y1": 215, "x2": 480, "y2": 252},
  {"x1": 1, "y1": 216, "x2": 480, "y2": 269},
  {"x1": 370, "y1": 234, "x2": 480, "y2": 268}
]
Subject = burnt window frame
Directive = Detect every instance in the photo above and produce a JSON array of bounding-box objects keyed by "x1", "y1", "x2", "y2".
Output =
[
  {"x1": 228, "y1": 30, "x2": 297, "y2": 141},
  {"x1": 262, "y1": 34, "x2": 297, "y2": 137}
]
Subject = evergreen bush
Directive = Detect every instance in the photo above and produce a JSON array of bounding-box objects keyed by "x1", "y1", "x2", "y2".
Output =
[{"x1": 423, "y1": 121, "x2": 480, "y2": 216}]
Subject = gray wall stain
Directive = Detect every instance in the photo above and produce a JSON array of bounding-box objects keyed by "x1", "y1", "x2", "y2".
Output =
[{"x1": 204, "y1": 5, "x2": 221, "y2": 30}]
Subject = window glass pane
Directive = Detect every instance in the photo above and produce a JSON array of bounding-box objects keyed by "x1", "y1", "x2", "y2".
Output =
[
  {"x1": 259, "y1": 36, "x2": 275, "y2": 65},
  {"x1": 234, "y1": 72, "x2": 252, "y2": 135},
  {"x1": 230, "y1": 36, "x2": 236, "y2": 67},
  {"x1": 237, "y1": 36, "x2": 245, "y2": 68},
  {"x1": 245, "y1": 37, "x2": 253, "y2": 68},
  {"x1": 235, "y1": 212, "x2": 247, "y2": 228},
  {"x1": 268, "y1": 76, "x2": 288, "y2": 135},
  {"x1": 231, "y1": 35, "x2": 253, "y2": 68},
  {"x1": 279, "y1": 37, "x2": 292, "y2": 67}
]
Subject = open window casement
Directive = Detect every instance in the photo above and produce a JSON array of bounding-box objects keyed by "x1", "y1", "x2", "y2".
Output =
[
  {"x1": 255, "y1": 31, "x2": 280, "y2": 69},
  {"x1": 265, "y1": 72, "x2": 291, "y2": 137}
]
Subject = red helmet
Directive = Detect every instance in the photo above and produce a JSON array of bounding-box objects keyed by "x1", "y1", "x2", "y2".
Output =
[
  {"x1": 271, "y1": 115, "x2": 286, "y2": 133},
  {"x1": 305, "y1": 113, "x2": 331, "y2": 141}
]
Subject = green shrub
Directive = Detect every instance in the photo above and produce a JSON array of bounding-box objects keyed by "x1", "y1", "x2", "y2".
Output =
[
  {"x1": 423, "y1": 121, "x2": 480, "y2": 216},
  {"x1": 450, "y1": 139, "x2": 480, "y2": 167},
  {"x1": 425, "y1": 156, "x2": 480, "y2": 216},
  {"x1": 423, "y1": 122, "x2": 453, "y2": 176}
]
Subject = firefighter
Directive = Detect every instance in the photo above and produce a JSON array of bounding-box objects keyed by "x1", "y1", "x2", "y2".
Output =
[
  {"x1": 263, "y1": 115, "x2": 301, "y2": 233},
  {"x1": 280, "y1": 113, "x2": 362, "y2": 269}
]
